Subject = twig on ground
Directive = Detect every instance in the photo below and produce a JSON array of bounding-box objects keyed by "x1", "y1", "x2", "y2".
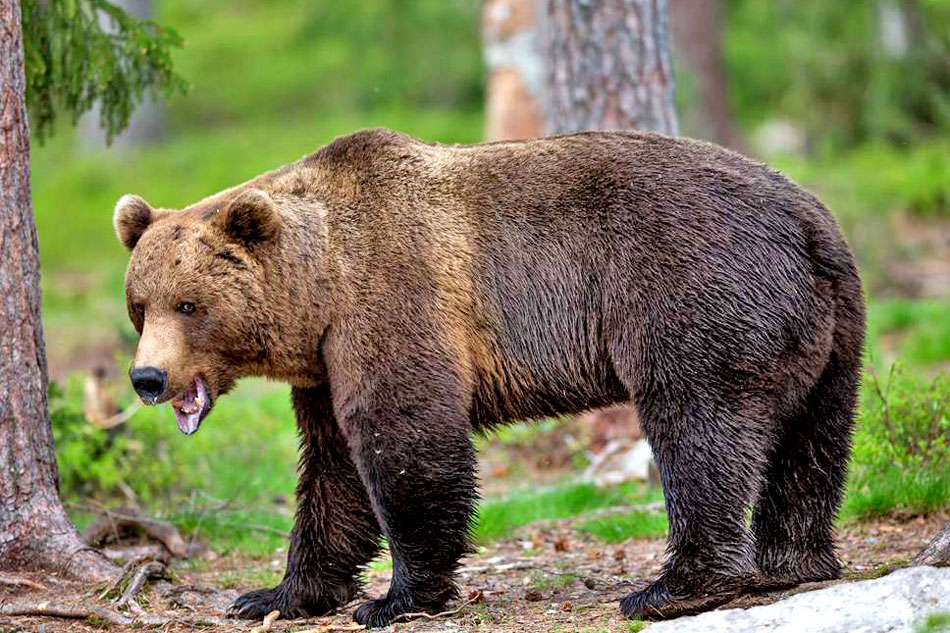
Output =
[
  {"x1": 390, "y1": 593, "x2": 481, "y2": 623},
  {"x1": 115, "y1": 560, "x2": 166, "y2": 609},
  {"x1": 0, "y1": 576, "x2": 49, "y2": 592},
  {"x1": 294, "y1": 625, "x2": 366, "y2": 633},
  {"x1": 250, "y1": 609, "x2": 281, "y2": 633},
  {"x1": 98, "y1": 556, "x2": 145, "y2": 600}
]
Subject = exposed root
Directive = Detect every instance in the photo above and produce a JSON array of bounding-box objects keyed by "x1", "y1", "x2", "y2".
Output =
[
  {"x1": 82, "y1": 506, "x2": 188, "y2": 557},
  {"x1": 0, "y1": 602, "x2": 232, "y2": 628},
  {"x1": 0, "y1": 576, "x2": 49, "y2": 592}
]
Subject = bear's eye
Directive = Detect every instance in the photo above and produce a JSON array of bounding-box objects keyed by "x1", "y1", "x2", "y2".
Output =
[{"x1": 176, "y1": 302, "x2": 196, "y2": 315}]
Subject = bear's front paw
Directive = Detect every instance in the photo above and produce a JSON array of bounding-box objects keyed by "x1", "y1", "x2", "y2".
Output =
[
  {"x1": 229, "y1": 582, "x2": 346, "y2": 620},
  {"x1": 229, "y1": 587, "x2": 287, "y2": 620},
  {"x1": 353, "y1": 593, "x2": 424, "y2": 628}
]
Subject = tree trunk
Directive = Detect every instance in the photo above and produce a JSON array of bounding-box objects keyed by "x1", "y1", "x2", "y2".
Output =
[
  {"x1": 668, "y1": 0, "x2": 747, "y2": 153},
  {"x1": 541, "y1": 0, "x2": 677, "y2": 456},
  {"x1": 545, "y1": 0, "x2": 678, "y2": 136},
  {"x1": 483, "y1": 0, "x2": 545, "y2": 141},
  {"x1": 0, "y1": 0, "x2": 116, "y2": 581},
  {"x1": 915, "y1": 522, "x2": 950, "y2": 566}
]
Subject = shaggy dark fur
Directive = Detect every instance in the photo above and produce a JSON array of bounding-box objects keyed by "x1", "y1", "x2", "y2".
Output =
[{"x1": 115, "y1": 129, "x2": 865, "y2": 627}]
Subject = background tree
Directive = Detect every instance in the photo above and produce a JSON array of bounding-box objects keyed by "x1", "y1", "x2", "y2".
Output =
[
  {"x1": 0, "y1": 0, "x2": 183, "y2": 579},
  {"x1": 482, "y1": 0, "x2": 544, "y2": 141},
  {"x1": 545, "y1": 0, "x2": 678, "y2": 136},
  {"x1": 669, "y1": 0, "x2": 746, "y2": 152}
]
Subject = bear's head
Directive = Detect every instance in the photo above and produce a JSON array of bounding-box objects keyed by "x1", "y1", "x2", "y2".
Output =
[{"x1": 113, "y1": 188, "x2": 282, "y2": 435}]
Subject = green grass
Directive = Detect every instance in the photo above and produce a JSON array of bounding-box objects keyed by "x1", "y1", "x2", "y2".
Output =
[
  {"x1": 577, "y1": 511, "x2": 668, "y2": 543},
  {"x1": 842, "y1": 367, "x2": 950, "y2": 520},
  {"x1": 917, "y1": 612, "x2": 950, "y2": 633},
  {"x1": 531, "y1": 570, "x2": 579, "y2": 590},
  {"x1": 866, "y1": 300, "x2": 950, "y2": 370},
  {"x1": 474, "y1": 481, "x2": 663, "y2": 544}
]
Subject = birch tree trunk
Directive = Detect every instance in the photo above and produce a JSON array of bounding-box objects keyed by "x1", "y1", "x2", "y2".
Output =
[
  {"x1": 545, "y1": 0, "x2": 678, "y2": 135},
  {"x1": 0, "y1": 0, "x2": 116, "y2": 580}
]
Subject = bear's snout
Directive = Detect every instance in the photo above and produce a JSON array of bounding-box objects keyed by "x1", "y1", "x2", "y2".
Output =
[{"x1": 130, "y1": 366, "x2": 168, "y2": 403}]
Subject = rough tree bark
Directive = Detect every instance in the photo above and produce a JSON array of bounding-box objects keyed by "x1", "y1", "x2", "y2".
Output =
[
  {"x1": 0, "y1": 0, "x2": 116, "y2": 581},
  {"x1": 668, "y1": 0, "x2": 747, "y2": 153},
  {"x1": 545, "y1": 0, "x2": 678, "y2": 136},
  {"x1": 538, "y1": 0, "x2": 679, "y2": 450}
]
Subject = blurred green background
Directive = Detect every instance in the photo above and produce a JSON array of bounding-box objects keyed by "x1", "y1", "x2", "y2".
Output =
[{"x1": 33, "y1": 0, "x2": 950, "y2": 555}]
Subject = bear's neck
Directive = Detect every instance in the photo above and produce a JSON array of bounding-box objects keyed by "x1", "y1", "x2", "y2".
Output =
[{"x1": 254, "y1": 198, "x2": 335, "y2": 387}]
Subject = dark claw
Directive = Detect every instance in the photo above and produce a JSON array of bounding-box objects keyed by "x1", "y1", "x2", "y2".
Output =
[
  {"x1": 353, "y1": 593, "x2": 420, "y2": 628},
  {"x1": 229, "y1": 587, "x2": 285, "y2": 620},
  {"x1": 620, "y1": 575, "x2": 745, "y2": 621}
]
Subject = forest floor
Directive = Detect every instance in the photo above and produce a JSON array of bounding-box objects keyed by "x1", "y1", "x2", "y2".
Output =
[{"x1": 0, "y1": 510, "x2": 943, "y2": 633}]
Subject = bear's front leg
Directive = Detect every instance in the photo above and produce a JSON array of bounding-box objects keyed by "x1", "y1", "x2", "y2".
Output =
[
  {"x1": 338, "y1": 374, "x2": 477, "y2": 628},
  {"x1": 229, "y1": 384, "x2": 383, "y2": 620}
]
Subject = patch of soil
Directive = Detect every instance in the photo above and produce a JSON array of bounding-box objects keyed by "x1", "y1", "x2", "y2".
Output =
[{"x1": 2, "y1": 513, "x2": 944, "y2": 632}]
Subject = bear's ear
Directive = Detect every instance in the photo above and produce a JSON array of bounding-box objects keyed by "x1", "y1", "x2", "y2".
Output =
[
  {"x1": 114, "y1": 194, "x2": 155, "y2": 251},
  {"x1": 216, "y1": 188, "x2": 280, "y2": 247}
]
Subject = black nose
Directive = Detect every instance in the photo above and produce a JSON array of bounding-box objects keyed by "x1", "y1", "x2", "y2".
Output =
[{"x1": 130, "y1": 367, "x2": 168, "y2": 401}]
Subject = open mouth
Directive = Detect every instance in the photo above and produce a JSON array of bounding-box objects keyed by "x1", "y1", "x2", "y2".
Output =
[{"x1": 171, "y1": 375, "x2": 212, "y2": 435}]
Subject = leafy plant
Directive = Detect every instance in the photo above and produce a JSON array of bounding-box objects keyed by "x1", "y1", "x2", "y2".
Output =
[
  {"x1": 844, "y1": 365, "x2": 950, "y2": 518},
  {"x1": 21, "y1": 0, "x2": 187, "y2": 143}
]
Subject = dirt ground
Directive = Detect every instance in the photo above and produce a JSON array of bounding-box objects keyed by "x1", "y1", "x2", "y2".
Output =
[{"x1": 1, "y1": 511, "x2": 944, "y2": 633}]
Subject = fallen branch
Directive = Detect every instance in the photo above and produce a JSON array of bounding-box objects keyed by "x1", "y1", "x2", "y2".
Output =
[
  {"x1": 0, "y1": 602, "x2": 131, "y2": 626},
  {"x1": 0, "y1": 602, "x2": 232, "y2": 628},
  {"x1": 250, "y1": 609, "x2": 281, "y2": 633},
  {"x1": 98, "y1": 556, "x2": 152, "y2": 600},
  {"x1": 82, "y1": 506, "x2": 188, "y2": 557},
  {"x1": 115, "y1": 560, "x2": 166, "y2": 609},
  {"x1": 390, "y1": 593, "x2": 480, "y2": 623},
  {"x1": 0, "y1": 576, "x2": 48, "y2": 592}
]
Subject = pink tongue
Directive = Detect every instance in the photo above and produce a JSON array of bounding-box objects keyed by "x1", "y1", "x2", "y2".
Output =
[
  {"x1": 174, "y1": 405, "x2": 201, "y2": 435},
  {"x1": 173, "y1": 381, "x2": 202, "y2": 435}
]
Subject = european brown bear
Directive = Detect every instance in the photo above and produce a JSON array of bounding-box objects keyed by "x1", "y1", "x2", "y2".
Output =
[{"x1": 114, "y1": 129, "x2": 865, "y2": 627}]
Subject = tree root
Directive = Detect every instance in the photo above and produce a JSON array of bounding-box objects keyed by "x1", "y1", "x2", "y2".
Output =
[
  {"x1": 82, "y1": 506, "x2": 188, "y2": 557},
  {"x1": 0, "y1": 576, "x2": 48, "y2": 592},
  {"x1": 0, "y1": 601, "x2": 232, "y2": 627}
]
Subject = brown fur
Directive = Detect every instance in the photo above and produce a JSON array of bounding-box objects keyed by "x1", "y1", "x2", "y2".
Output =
[{"x1": 116, "y1": 129, "x2": 865, "y2": 626}]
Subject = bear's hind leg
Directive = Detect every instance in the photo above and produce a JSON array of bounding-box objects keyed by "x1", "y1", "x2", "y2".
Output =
[
  {"x1": 751, "y1": 350, "x2": 860, "y2": 590},
  {"x1": 230, "y1": 384, "x2": 383, "y2": 620},
  {"x1": 620, "y1": 396, "x2": 767, "y2": 620}
]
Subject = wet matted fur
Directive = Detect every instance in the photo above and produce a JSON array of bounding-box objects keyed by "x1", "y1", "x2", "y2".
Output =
[{"x1": 115, "y1": 129, "x2": 865, "y2": 627}]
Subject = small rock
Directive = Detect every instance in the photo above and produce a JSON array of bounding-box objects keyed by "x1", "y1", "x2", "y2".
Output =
[{"x1": 524, "y1": 589, "x2": 543, "y2": 602}]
